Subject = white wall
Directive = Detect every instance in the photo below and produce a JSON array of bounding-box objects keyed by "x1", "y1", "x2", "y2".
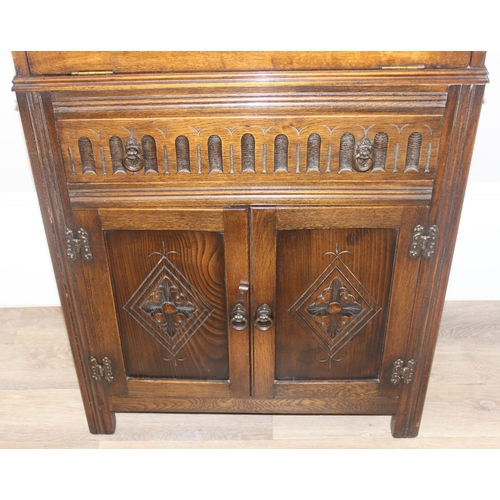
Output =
[{"x1": 1, "y1": 50, "x2": 499, "y2": 306}]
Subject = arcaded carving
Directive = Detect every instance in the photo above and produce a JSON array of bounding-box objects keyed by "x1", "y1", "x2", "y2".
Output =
[
  {"x1": 175, "y1": 135, "x2": 191, "y2": 173},
  {"x1": 142, "y1": 135, "x2": 158, "y2": 174},
  {"x1": 340, "y1": 131, "x2": 391, "y2": 173},
  {"x1": 69, "y1": 124, "x2": 436, "y2": 178},
  {"x1": 372, "y1": 132, "x2": 389, "y2": 172},
  {"x1": 241, "y1": 133, "x2": 256, "y2": 173},
  {"x1": 339, "y1": 133, "x2": 355, "y2": 172},
  {"x1": 208, "y1": 135, "x2": 223, "y2": 173},
  {"x1": 306, "y1": 133, "x2": 321, "y2": 172},
  {"x1": 109, "y1": 136, "x2": 126, "y2": 174},
  {"x1": 78, "y1": 137, "x2": 96, "y2": 175},
  {"x1": 274, "y1": 134, "x2": 289, "y2": 173},
  {"x1": 405, "y1": 132, "x2": 423, "y2": 172}
]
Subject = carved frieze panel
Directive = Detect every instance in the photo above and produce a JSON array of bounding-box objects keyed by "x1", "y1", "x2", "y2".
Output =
[{"x1": 57, "y1": 116, "x2": 443, "y2": 182}]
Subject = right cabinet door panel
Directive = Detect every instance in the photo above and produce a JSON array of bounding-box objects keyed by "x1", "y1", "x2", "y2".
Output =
[
  {"x1": 253, "y1": 205, "x2": 428, "y2": 402},
  {"x1": 276, "y1": 226, "x2": 395, "y2": 380}
]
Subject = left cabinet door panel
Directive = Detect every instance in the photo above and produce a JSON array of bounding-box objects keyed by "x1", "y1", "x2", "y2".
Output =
[{"x1": 74, "y1": 207, "x2": 250, "y2": 402}]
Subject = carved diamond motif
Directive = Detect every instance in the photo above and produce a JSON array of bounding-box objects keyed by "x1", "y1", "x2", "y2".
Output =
[
  {"x1": 124, "y1": 250, "x2": 214, "y2": 357},
  {"x1": 306, "y1": 277, "x2": 364, "y2": 341},
  {"x1": 289, "y1": 247, "x2": 381, "y2": 359},
  {"x1": 140, "y1": 277, "x2": 197, "y2": 339}
]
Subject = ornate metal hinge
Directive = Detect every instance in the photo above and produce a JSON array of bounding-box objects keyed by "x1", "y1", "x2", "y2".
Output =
[
  {"x1": 71, "y1": 70, "x2": 114, "y2": 76},
  {"x1": 380, "y1": 64, "x2": 426, "y2": 70},
  {"x1": 391, "y1": 359, "x2": 416, "y2": 385},
  {"x1": 65, "y1": 227, "x2": 93, "y2": 261},
  {"x1": 90, "y1": 356, "x2": 113, "y2": 382},
  {"x1": 409, "y1": 224, "x2": 439, "y2": 259}
]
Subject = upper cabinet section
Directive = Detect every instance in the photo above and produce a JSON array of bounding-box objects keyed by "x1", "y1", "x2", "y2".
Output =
[
  {"x1": 19, "y1": 51, "x2": 478, "y2": 75},
  {"x1": 11, "y1": 52, "x2": 488, "y2": 207}
]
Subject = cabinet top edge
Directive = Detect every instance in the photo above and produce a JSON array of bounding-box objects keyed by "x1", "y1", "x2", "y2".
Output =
[{"x1": 13, "y1": 51, "x2": 487, "y2": 77}]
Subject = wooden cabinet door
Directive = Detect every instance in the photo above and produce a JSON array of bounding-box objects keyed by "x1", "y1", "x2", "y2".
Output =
[
  {"x1": 251, "y1": 206, "x2": 427, "y2": 407},
  {"x1": 73, "y1": 207, "x2": 250, "y2": 401}
]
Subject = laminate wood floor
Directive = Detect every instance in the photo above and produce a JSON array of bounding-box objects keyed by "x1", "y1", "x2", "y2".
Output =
[{"x1": 1, "y1": 302, "x2": 499, "y2": 449}]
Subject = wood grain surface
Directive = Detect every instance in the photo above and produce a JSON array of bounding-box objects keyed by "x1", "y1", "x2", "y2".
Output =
[
  {"x1": 24, "y1": 51, "x2": 474, "y2": 75},
  {"x1": 275, "y1": 227, "x2": 395, "y2": 380},
  {"x1": 106, "y1": 230, "x2": 228, "y2": 380}
]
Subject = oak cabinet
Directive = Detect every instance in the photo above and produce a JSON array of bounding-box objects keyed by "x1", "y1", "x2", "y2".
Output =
[{"x1": 12, "y1": 51, "x2": 488, "y2": 437}]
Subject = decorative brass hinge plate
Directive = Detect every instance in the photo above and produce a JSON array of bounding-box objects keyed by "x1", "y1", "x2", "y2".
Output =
[
  {"x1": 71, "y1": 70, "x2": 114, "y2": 76},
  {"x1": 380, "y1": 64, "x2": 426, "y2": 70},
  {"x1": 65, "y1": 227, "x2": 93, "y2": 261},
  {"x1": 90, "y1": 356, "x2": 113, "y2": 382},
  {"x1": 391, "y1": 359, "x2": 416, "y2": 385},
  {"x1": 409, "y1": 224, "x2": 439, "y2": 259}
]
